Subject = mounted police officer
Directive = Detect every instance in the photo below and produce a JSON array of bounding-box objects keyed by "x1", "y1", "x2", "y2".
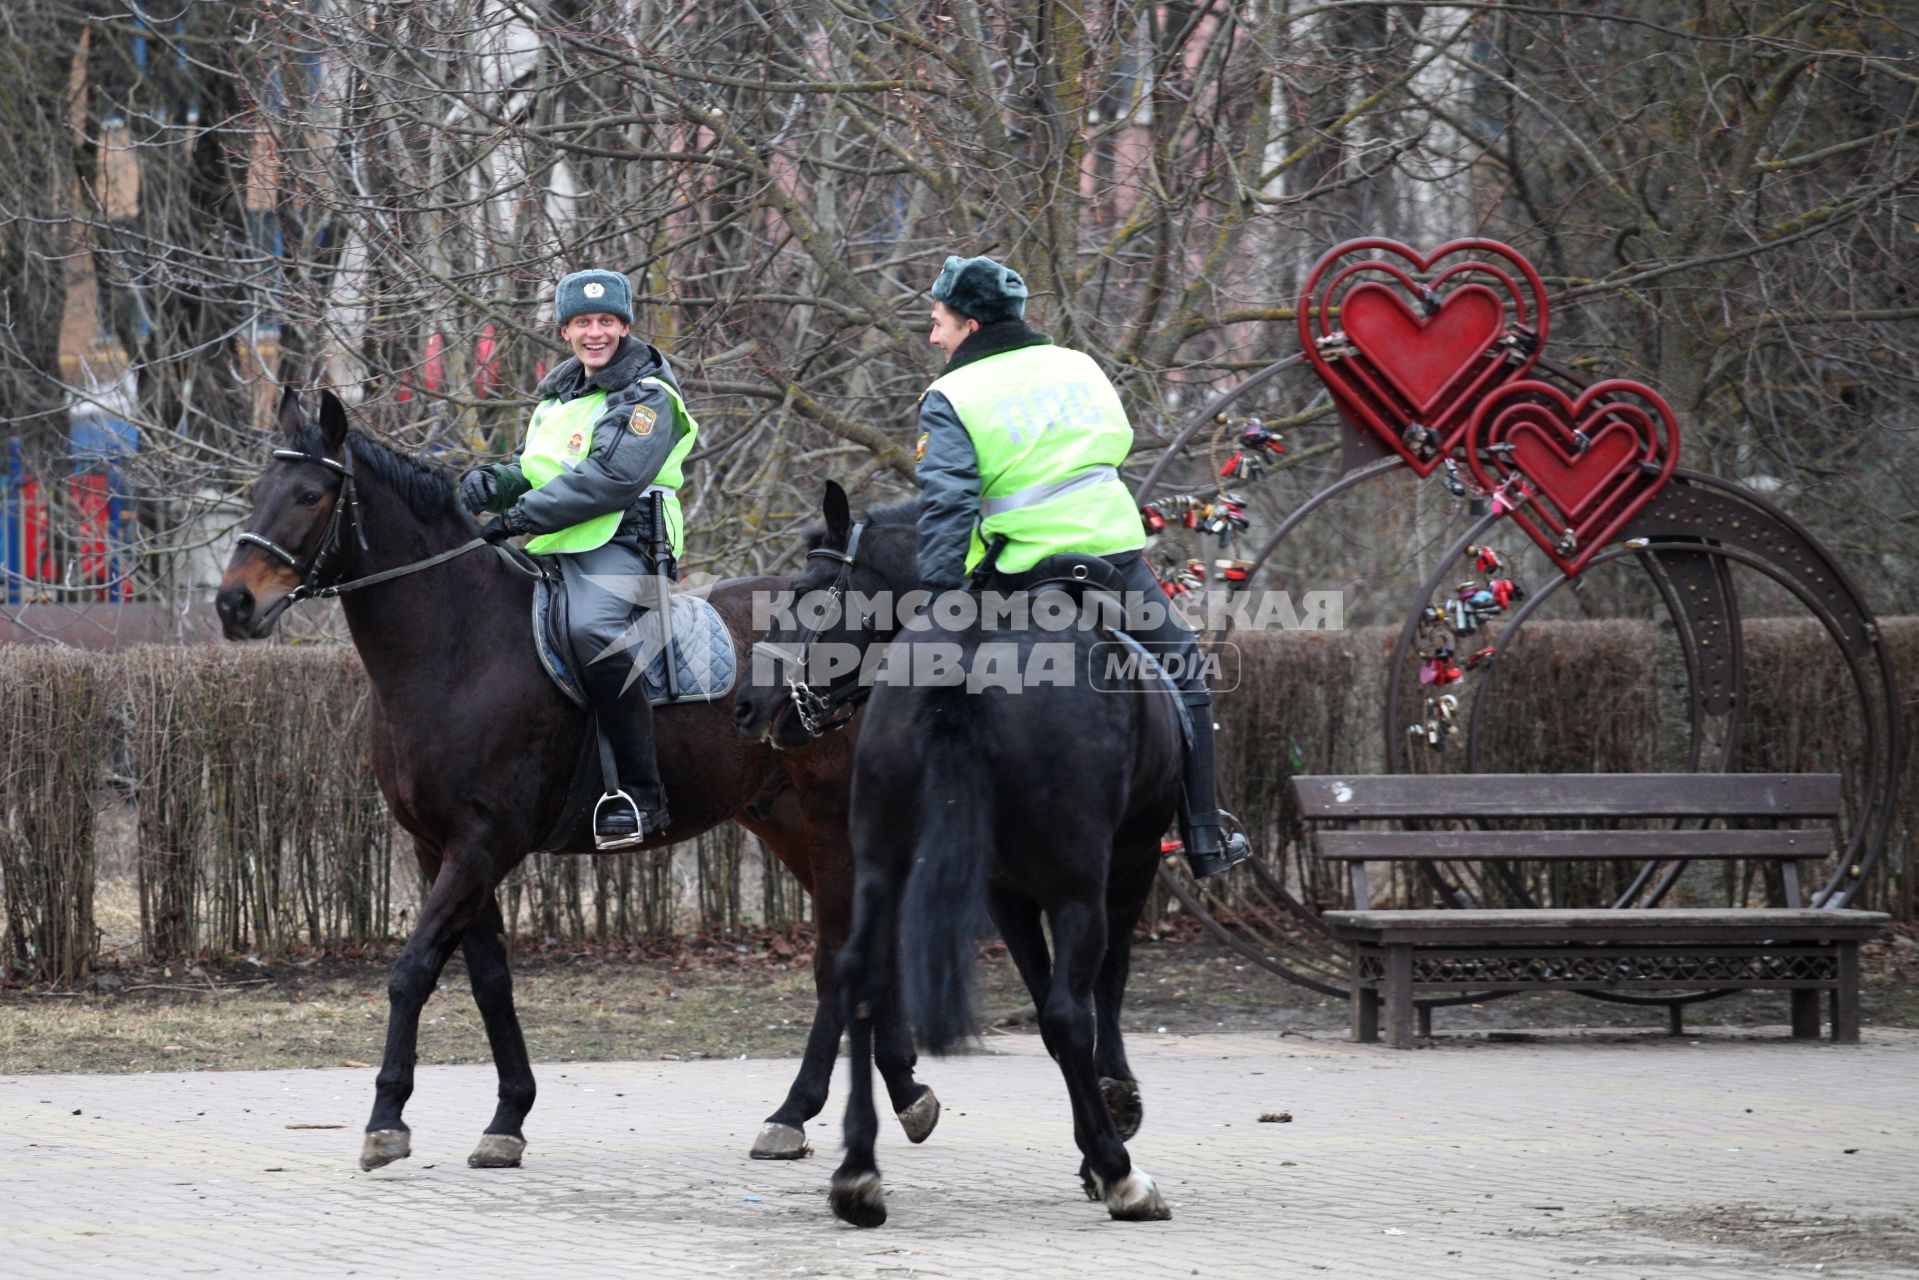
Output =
[
  {"x1": 458, "y1": 268, "x2": 698, "y2": 849},
  {"x1": 913, "y1": 254, "x2": 1252, "y2": 879}
]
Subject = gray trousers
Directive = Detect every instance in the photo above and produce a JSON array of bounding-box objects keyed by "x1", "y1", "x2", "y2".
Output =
[{"x1": 556, "y1": 537, "x2": 665, "y2": 807}]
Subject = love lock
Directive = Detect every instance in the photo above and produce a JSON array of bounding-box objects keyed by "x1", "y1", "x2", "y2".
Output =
[{"x1": 1401, "y1": 424, "x2": 1442, "y2": 461}]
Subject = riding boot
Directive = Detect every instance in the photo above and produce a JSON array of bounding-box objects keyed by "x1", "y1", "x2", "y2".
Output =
[
  {"x1": 1177, "y1": 688, "x2": 1251, "y2": 880},
  {"x1": 585, "y1": 664, "x2": 670, "y2": 850}
]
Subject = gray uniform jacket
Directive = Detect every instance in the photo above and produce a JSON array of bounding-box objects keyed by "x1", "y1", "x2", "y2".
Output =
[
  {"x1": 913, "y1": 321, "x2": 1055, "y2": 589},
  {"x1": 484, "y1": 336, "x2": 688, "y2": 550}
]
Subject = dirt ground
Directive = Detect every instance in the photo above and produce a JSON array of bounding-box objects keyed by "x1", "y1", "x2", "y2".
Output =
[{"x1": 3, "y1": 925, "x2": 1915, "y2": 1075}]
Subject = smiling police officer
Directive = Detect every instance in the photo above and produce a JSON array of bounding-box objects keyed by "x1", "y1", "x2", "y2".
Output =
[
  {"x1": 458, "y1": 268, "x2": 698, "y2": 849},
  {"x1": 914, "y1": 254, "x2": 1251, "y2": 878}
]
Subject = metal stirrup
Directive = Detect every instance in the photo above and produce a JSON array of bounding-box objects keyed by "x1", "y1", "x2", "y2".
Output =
[{"x1": 592, "y1": 790, "x2": 649, "y2": 852}]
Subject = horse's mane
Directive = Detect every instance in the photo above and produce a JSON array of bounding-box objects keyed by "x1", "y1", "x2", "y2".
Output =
[
  {"x1": 291, "y1": 425, "x2": 458, "y2": 522},
  {"x1": 864, "y1": 498, "x2": 921, "y2": 528}
]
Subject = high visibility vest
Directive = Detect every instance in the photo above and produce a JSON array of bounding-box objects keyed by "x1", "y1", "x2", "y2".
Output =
[
  {"x1": 926, "y1": 345, "x2": 1143, "y2": 574},
  {"x1": 518, "y1": 377, "x2": 698, "y2": 557}
]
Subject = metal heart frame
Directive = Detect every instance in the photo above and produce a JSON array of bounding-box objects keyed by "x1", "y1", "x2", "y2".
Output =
[
  {"x1": 1465, "y1": 378, "x2": 1680, "y2": 576},
  {"x1": 1298, "y1": 238, "x2": 1550, "y2": 476}
]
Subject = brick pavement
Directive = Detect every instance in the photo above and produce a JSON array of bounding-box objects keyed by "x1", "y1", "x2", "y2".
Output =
[{"x1": 2, "y1": 1028, "x2": 1915, "y2": 1278}]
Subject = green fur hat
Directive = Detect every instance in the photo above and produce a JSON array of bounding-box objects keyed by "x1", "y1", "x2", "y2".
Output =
[
  {"x1": 555, "y1": 269, "x2": 633, "y2": 327},
  {"x1": 930, "y1": 254, "x2": 1027, "y2": 324}
]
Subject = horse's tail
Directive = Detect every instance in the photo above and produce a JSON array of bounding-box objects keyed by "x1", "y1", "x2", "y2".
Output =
[{"x1": 900, "y1": 686, "x2": 994, "y2": 1055}]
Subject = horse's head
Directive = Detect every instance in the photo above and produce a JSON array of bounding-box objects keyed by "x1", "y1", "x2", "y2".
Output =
[
  {"x1": 215, "y1": 388, "x2": 357, "y2": 640},
  {"x1": 733, "y1": 480, "x2": 920, "y2": 749}
]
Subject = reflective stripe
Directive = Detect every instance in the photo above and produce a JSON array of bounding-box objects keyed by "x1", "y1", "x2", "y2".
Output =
[{"x1": 978, "y1": 464, "x2": 1120, "y2": 518}]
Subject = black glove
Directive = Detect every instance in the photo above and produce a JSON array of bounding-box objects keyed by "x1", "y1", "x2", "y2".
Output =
[
  {"x1": 480, "y1": 506, "x2": 528, "y2": 543},
  {"x1": 458, "y1": 466, "x2": 498, "y2": 516}
]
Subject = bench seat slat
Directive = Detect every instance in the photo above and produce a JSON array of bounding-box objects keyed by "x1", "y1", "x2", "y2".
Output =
[
  {"x1": 1314, "y1": 829, "x2": 1832, "y2": 862},
  {"x1": 1291, "y1": 773, "x2": 1842, "y2": 820},
  {"x1": 1322, "y1": 907, "x2": 1888, "y2": 946}
]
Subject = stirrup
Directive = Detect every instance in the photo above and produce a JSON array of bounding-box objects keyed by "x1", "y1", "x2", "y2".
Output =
[
  {"x1": 1185, "y1": 809, "x2": 1252, "y2": 880},
  {"x1": 592, "y1": 790, "x2": 648, "y2": 852}
]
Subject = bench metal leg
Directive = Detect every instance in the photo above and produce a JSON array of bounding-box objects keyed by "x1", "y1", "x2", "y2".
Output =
[
  {"x1": 1385, "y1": 945, "x2": 1415, "y2": 1048},
  {"x1": 1831, "y1": 942, "x2": 1861, "y2": 1044},
  {"x1": 1667, "y1": 1002, "x2": 1684, "y2": 1036},
  {"x1": 1350, "y1": 948, "x2": 1379, "y2": 1043},
  {"x1": 1417, "y1": 1002, "x2": 1432, "y2": 1039},
  {"x1": 1791, "y1": 988, "x2": 1822, "y2": 1039}
]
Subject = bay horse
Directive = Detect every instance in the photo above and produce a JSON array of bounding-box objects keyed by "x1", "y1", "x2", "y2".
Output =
[
  {"x1": 215, "y1": 390, "x2": 937, "y2": 1171},
  {"x1": 733, "y1": 482, "x2": 1177, "y2": 1226}
]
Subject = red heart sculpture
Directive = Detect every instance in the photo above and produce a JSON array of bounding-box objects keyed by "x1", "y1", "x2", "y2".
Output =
[
  {"x1": 1465, "y1": 379, "x2": 1680, "y2": 576},
  {"x1": 1299, "y1": 239, "x2": 1549, "y2": 477},
  {"x1": 1340, "y1": 282, "x2": 1507, "y2": 415}
]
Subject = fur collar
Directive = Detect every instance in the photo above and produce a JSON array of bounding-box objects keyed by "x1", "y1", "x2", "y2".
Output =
[{"x1": 941, "y1": 320, "x2": 1052, "y2": 375}]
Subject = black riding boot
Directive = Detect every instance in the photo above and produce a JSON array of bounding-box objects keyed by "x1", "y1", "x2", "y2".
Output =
[
  {"x1": 586, "y1": 668, "x2": 669, "y2": 851},
  {"x1": 1178, "y1": 689, "x2": 1251, "y2": 879}
]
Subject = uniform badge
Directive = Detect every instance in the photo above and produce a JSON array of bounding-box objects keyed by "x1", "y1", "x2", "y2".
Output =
[
  {"x1": 583, "y1": 282, "x2": 605, "y2": 299},
  {"x1": 915, "y1": 431, "x2": 930, "y2": 463},
  {"x1": 630, "y1": 402, "x2": 658, "y2": 436},
  {"x1": 566, "y1": 431, "x2": 584, "y2": 456}
]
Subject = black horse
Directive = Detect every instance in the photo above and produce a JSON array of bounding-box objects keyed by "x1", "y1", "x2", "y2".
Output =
[
  {"x1": 734, "y1": 482, "x2": 1178, "y2": 1226},
  {"x1": 217, "y1": 391, "x2": 937, "y2": 1170}
]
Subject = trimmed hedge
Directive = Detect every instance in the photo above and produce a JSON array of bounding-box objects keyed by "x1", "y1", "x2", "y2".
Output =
[{"x1": 0, "y1": 619, "x2": 1912, "y2": 982}]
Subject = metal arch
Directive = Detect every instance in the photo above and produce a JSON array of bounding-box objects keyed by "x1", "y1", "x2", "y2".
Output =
[
  {"x1": 1622, "y1": 475, "x2": 1903, "y2": 907},
  {"x1": 1131, "y1": 353, "x2": 1306, "y2": 506}
]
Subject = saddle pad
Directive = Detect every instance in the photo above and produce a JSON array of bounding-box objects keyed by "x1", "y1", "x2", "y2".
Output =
[
  {"x1": 1099, "y1": 626, "x2": 1193, "y2": 749},
  {"x1": 533, "y1": 576, "x2": 736, "y2": 708}
]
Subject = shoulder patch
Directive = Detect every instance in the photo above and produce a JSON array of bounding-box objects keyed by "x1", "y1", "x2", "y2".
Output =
[
  {"x1": 915, "y1": 431, "x2": 930, "y2": 463},
  {"x1": 629, "y1": 402, "x2": 658, "y2": 436}
]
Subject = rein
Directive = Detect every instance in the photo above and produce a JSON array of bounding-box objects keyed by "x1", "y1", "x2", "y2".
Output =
[
  {"x1": 239, "y1": 443, "x2": 537, "y2": 629},
  {"x1": 754, "y1": 522, "x2": 871, "y2": 737}
]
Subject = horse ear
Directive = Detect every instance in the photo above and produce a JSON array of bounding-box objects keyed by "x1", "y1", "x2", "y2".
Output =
[
  {"x1": 276, "y1": 387, "x2": 303, "y2": 440},
  {"x1": 822, "y1": 480, "x2": 851, "y2": 546},
  {"x1": 318, "y1": 389, "x2": 349, "y2": 455}
]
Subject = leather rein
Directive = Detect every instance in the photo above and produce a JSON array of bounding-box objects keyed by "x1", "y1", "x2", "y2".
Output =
[{"x1": 237, "y1": 443, "x2": 533, "y2": 631}]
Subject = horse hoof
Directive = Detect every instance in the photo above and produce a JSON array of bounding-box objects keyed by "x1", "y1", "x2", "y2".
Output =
[
  {"x1": 358, "y1": 1129, "x2": 411, "y2": 1172},
  {"x1": 829, "y1": 1172, "x2": 887, "y2": 1228},
  {"x1": 1100, "y1": 1076, "x2": 1143, "y2": 1141},
  {"x1": 896, "y1": 1088, "x2": 941, "y2": 1145},
  {"x1": 467, "y1": 1134, "x2": 526, "y2": 1168},
  {"x1": 749, "y1": 1122, "x2": 812, "y2": 1160},
  {"x1": 1102, "y1": 1168, "x2": 1172, "y2": 1222}
]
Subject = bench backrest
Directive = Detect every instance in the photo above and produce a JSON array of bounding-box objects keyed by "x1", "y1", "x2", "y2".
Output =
[
  {"x1": 1289, "y1": 773, "x2": 1842, "y2": 908},
  {"x1": 1291, "y1": 773, "x2": 1842, "y2": 820}
]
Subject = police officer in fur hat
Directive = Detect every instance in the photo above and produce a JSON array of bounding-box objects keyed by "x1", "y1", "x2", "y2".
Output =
[
  {"x1": 915, "y1": 254, "x2": 1251, "y2": 878},
  {"x1": 458, "y1": 269, "x2": 699, "y2": 849}
]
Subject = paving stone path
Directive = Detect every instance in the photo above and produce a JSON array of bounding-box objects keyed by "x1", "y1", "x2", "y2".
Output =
[{"x1": 3, "y1": 1028, "x2": 1915, "y2": 1277}]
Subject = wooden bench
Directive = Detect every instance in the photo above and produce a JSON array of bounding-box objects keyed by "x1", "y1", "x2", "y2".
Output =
[{"x1": 1290, "y1": 773, "x2": 1889, "y2": 1047}]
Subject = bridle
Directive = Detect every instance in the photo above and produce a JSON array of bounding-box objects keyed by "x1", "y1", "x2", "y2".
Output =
[
  {"x1": 237, "y1": 440, "x2": 529, "y2": 632},
  {"x1": 754, "y1": 522, "x2": 873, "y2": 737}
]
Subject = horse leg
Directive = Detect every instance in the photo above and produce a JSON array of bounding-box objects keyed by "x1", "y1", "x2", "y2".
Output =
[
  {"x1": 828, "y1": 870, "x2": 899, "y2": 1227},
  {"x1": 1043, "y1": 898, "x2": 1170, "y2": 1221},
  {"x1": 1094, "y1": 885, "x2": 1152, "y2": 1143},
  {"x1": 750, "y1": 862, "x2": 844, "y2": 1159},
  {"x1": 360, "y1": 854, "x2": 491, "y2": 1171},
  {"x1": 461, "y1": 896, "x2": 536, "y2": 1168},
  {"x1": 874, "y1": 959, "x2": 937, "y2": 1143},
  {"x1": 748, "y1": 784, "x2": 937, "y2": 1158},
  {"x1": 1005, "y1": 886, "x2": 1120, "y2": 1197}
]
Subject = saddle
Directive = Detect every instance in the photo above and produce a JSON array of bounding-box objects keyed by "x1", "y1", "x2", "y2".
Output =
[
  {"x1": 529, "y1": 569, "x2": 736, "y2": 854},
  {"x1": 532, "y1": 573, "x2": 736, "y2": 708},
  {"x1": 981, "y1": 552, "x2": 1192, "y2": 748}
]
